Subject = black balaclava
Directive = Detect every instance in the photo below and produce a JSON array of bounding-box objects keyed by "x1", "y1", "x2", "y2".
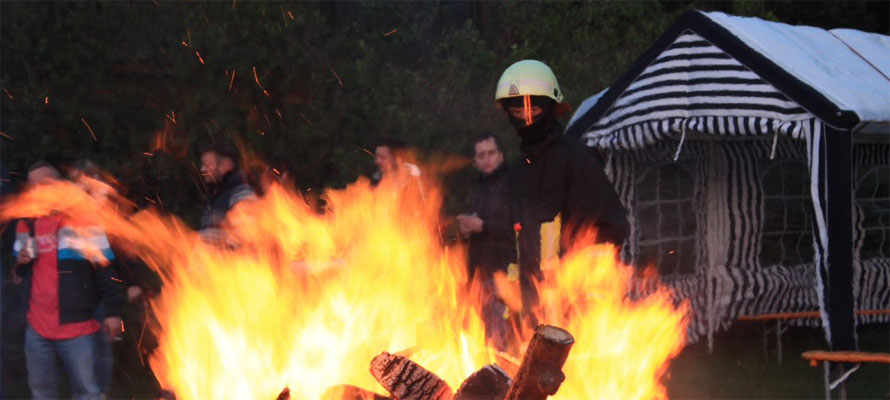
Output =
[{"x1": 501, "y1": 95, "x2": 557, "y2": 144}]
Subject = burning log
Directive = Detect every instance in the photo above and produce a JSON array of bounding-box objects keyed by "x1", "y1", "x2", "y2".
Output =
[
  {"x1": 321, "y1": 384, "x2": 390, "y2": 400},
  {"x1": 504, "y1": 325, "x2": 574, "y2": 400},
  {"x1": 493, "y1": 351, "x2": 521, "y2": 378},
  {"x1": 453, "y1": 364, "x2": 512, "y2": 400},
  {"x1": 370, "y1": 352, "x2": 452, "y2": 400}
]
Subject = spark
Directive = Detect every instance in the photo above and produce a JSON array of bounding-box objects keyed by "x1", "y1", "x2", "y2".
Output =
[
  {"x1": 330, "y1": 67, "x2": 343, "y2": 87},
  {"x1": 111, "y1": 277, "x2": 124, "y2": 283},
  {"x1": 384, "y1": 28, "x2": 397, "y2": 37},
  {"x1": 166, "y1": 111, "x2": 176, "y2": 124},
  {"x1": 274, "y1": 108, "x2": 283, "y2": 119},
  {"x1": 258, "y1": 130, "x2": 266, "y2": 136},
  {"x1": 9, "y1": 171, "x2": 20, "y2": 176},
  {"x1": 144, "y1": 196, "x2": 157, "y2": 204},
  {"x1": 228, "y1": 69, "x2": 236, "y2": 91},
  {"x1": 298, "y1": 113, "x2": 312, "y2": 126},
  {"x1": 195, "y1": 51, "x2": 205, "y2": 64},
  {"x1": 81, "y1": 118, "x2": 98, "y2": 142},
  {"x1": 137, "y1": 306, "x2": 150, "y2": 366},
  {"x1": 287, "y1": 11, "x2": 294, "y2": 20},
  {"x1": 181, "y1": 41, "x2": 189, "y2": 47},
  {"x1": 668, "y1": 250, "x2": 676, "y2": 255},
  {"x1": 144, "y1": 152, "x2": 155, "y2": 157},
  {"x1": 264, "y1": 113, "x2": 272, "y2": 127},
  {"x1": 272, "y1": 168, "x2": 281, "y2": 175},
  {"x1": 44, "y1": 96, "x2": 49, "y2": 105},
  {"x1": 0, "y1": 131, "x2": 14, "y2": 141},
  {"x1": 359, "y1": 147, "x2": 373, "y2": 156},
  {"x1": 2, "y1": 89, "x2": 13, "y2": 100},
  {"x1": 0, "y1": 179, "x2": 10, "y2": 183},
  {"x1": 252, "y1": 66, "x2": 270, "y2": 96}
]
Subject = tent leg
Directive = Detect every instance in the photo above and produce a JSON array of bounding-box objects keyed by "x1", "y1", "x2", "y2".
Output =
[{"x1": 823, "y1": 127, "x2": 856, "y2": 351}]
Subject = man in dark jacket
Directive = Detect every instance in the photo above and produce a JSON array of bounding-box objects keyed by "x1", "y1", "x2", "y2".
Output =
[
  {"x1": 457, "y1": 132, "x2": 516, "y2": 350},
  {"x1": 198, "y1": 141, "x2": 256, "y2": 246},
  {"x1": 495, "y1": 60, "x2": 629, "y2": 320}
]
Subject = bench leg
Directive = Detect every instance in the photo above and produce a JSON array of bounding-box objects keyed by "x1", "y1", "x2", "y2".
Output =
[
  {"x1": 776, "y1": 320, "x2": 783, "y2": 363},
  {"x1": 762, "y1": 321, "x2": 769, "y2": 361},
  {"x1": 823, "y1": 360, "x2": 831, "y2": 400}
]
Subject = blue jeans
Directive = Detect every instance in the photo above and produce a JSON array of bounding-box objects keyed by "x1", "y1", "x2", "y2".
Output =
[
  {"x1": 93, "y1": 329, "x2": 114, "y2": 395},
  {"x1": 25, "y1": 325, "x2": 101, "y2": 400},
  {"x1": 93, "y1": 303, "x2": 114, "y2": 395}
]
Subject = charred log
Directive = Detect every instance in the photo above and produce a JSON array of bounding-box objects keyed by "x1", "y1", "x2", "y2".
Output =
[
  {"x1": 370, "y1": 352, "x2": 452, "y2": 400},
  {"x1": 321, "y1": 384, "x2": 390, "y2": 400},
  {"x1": 503, "y1": 325, "x2": 574, "y2": 400},
  {"x1": 453, "y1": 364, "x2": 512, "y2": 400}
]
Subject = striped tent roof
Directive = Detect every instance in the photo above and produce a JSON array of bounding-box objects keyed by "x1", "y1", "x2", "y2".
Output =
[{"x1": 566, "y1": 11, "x2": 890, "y2": 149}]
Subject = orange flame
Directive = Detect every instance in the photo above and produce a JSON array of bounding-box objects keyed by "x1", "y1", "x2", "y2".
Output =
[
  {"x1": 529, "y1": 238, "x2": 688, "y2": 399},
  {"x1": 1, "y1": 165, "x2": 687, "y2": 400}
]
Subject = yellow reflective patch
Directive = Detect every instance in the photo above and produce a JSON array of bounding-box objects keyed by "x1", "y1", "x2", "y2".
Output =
[
  {"x1": 507, "y1": 263, "x2": 519, "y2": 282},
  {"x1": 539, "y1": 214, "x2": 561, "y2": 271}
]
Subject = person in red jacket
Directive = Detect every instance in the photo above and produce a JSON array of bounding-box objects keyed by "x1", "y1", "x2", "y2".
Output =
[{"x1": 13, "y1": 161, "x2": 123, "y2": 400}]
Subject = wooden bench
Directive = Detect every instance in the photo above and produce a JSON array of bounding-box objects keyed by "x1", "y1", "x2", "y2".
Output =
[
  {"x1": 801, "y1": 350, "x2": 890, "y2": 400},
  {"x1": 737, "y1": 309, "x2": 889, "y2": 363}
]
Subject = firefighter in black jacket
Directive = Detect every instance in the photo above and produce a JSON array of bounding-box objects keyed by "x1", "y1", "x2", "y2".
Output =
[{"x1": 495, "y1": 60, "x2": 629, "y2": 322}]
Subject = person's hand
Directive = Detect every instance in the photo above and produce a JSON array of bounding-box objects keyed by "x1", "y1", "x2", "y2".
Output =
[
  {"x1": 102, "y1": 316, "x2": 123, "y2": 341},
  {"x1": 456, "y1": 214, "x2": 473, "y2": 238},
  {"x1": 127, "y1": 286, "x2": 143, "y2": 303},
  {"x1": 16, "y1": 252, "x2": 32, "y2": 265},
  {"x1": 457, "y1": 214, "x2": 484, "y2": 238},
  {"x1": 464, "y1": 214, "x2": 483, "y2": 233}
]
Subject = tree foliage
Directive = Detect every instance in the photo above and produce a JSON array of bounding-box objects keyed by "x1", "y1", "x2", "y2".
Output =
[{"x1": 2, "y1": 1, "x2": 886, "y2": 222}]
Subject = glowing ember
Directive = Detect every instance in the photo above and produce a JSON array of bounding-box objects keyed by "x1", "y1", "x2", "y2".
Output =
[
  {"x1": 253, "y1": 66, "x2": 271, "y2": 97},
  {"x1": 81, "y1": 118, "x2": 98, "y2": 142},
  {"x1": 1, "y1": 165, "x2": 687, "y2": 400}
]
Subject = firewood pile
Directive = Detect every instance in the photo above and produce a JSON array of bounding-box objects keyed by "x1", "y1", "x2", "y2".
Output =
[{"x1": 280, "y1": 325, "x2": 575, "y2": 400}]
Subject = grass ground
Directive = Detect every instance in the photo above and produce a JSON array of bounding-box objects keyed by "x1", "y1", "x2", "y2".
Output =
[
  {"x1": 665, "y1": 322, "x2": 890, "y2": 399},
  {"x1": 2, "y1": 301, "x2": 888, "y2": 399}
]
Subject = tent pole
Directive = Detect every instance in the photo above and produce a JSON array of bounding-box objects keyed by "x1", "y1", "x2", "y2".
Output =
[{"x1": 823, "y1": 126, "x2": 857, "y2": 351}]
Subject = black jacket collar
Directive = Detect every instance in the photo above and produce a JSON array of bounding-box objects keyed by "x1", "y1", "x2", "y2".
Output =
[{"x1": 520, "y1": 122, "x2": 563, "y2": 162}]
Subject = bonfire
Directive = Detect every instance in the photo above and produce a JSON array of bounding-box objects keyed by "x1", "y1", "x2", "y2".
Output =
[{"x1": 1, "y1": 167, "x2": 688, "y2": 400}]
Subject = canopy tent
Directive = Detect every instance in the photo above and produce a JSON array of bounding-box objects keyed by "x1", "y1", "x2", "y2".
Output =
[{"x1": 567, "y1": 10, "x2": 890, "y2": 351}]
